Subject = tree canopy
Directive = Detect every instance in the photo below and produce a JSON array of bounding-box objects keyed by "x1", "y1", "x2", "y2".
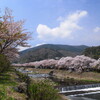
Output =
[{"x1": 0, "y1": 8, "x2": 31, "y2": 61}]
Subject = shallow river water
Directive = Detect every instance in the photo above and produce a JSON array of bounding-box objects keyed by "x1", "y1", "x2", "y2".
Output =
[{"x1": 67, "y1": 92, "x2": 100, "y2": 100}]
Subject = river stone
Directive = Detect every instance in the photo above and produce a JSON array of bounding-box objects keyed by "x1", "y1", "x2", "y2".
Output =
[{"x1": 17, "y1": 82, "x2": 27, "y2": 93}]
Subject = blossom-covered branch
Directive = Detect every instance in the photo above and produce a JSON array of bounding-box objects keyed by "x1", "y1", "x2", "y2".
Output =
[{"x1": 0, "y1": 8, "x2": 31, "y2": 60}]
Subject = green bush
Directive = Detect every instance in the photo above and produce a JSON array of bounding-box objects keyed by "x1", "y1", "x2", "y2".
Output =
[
  {"x1": 0, "y1": 54, "x2": 10, "y2": 73},
  {"x1": 28, "y1": 80, "x2": 60, "y2": 100}
]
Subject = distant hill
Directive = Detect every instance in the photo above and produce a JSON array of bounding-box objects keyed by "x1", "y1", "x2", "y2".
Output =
[
  {"x1": 83, "y1": 46, "x2": 100, "y2": 59},
  {"x1": 16, "y1": 44, "x2": 88, "y2": 63}
]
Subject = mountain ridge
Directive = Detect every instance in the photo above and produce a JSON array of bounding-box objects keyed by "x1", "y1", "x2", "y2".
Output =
[{"x1": 16, "y1": 44, "x2": 88, "y2": 63}]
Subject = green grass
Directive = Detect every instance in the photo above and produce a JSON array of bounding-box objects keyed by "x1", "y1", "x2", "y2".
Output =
[
  {"x1": 0, "y1": 73, "x2": 16, "y2": 86},
  {"x1": 0, "y1": 68, "x2": 27, "y2": 100},
  {"x1": 0, "y1": 85, "x2": 15, "y2": 100},
  {"x1": 0, "y1": 70, "x2": 16, "y2": 100}
]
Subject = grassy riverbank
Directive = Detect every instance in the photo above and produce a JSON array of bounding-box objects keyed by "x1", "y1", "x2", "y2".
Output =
[
  {"x1": 0, "y1": 69, "x2": 27, "y2": 100},
  {"x1": 0, "y1": 68, "x2": 68, "y2": 100}
]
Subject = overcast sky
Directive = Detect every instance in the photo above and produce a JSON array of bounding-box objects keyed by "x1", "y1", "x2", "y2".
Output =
[{"x1": 0, "y1": 0, "x2": 100, "y2": 51}]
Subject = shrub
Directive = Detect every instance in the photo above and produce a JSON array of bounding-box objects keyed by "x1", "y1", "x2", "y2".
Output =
[
  {"x1": 28, "y1": 80, "x2": 60, "y2": 100},
  {"x1": 0, "y1": 54, "x2": 10, "y2": 73}
]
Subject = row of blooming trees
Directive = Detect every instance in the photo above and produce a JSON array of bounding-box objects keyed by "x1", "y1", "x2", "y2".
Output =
[
  {"x1": 0, "y1": 8, "x2": 30, "y2": 61},
  {"x1": 13, "y1": 55, "x2": 100, "y2": 72}
]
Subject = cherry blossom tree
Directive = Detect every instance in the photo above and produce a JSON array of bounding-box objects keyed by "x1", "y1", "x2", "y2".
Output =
[
  {"x1": 0, "y1": 8, "x2": 31, "y2": 60},
  {"x1": 90, "y1": 58, "x2": 100, "y2": 70},
  {"x1": 13, "y1": 55, "x2": 100, "y2": 72}
]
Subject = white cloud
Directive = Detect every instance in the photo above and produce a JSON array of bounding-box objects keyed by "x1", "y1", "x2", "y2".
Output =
[
  {"x1": 18, "y1": 43, "x2": 46, "y2": 51},
  {"x1": 37, "y1": 10, "x2": 88, "y2": 40},
  {"x1": 18, "y1": 46, "x2": 31, "y2": 51},
  {"x1": 18, "y1": 45, "x2": 34, "y2": 51},
  {"x1": 35, "y1": 43, "x2": 46, "y2": 47},
  {"x1": 94, "y1": 27, "x2": 100, "y2": 32}
]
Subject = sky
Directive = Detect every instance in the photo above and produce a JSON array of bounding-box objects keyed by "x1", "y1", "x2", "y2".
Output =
[{"x1": 0, "y1": 0, "x2": 100, "y2": 51}]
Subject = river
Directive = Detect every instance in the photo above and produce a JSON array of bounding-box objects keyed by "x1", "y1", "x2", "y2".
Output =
[
  {"x1": 67, "y1": 92, "x2": 100, "y2": 100},
  {"x1": 16, "y1": 68, "x2": 100, "y2": 100}
]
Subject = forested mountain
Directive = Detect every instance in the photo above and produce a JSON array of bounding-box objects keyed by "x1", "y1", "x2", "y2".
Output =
[
  {"x1": 83, "y1": 46, "x2": 100, "y2": 59},
  {"x1": 16, "y1": 44, "x2": 88, "y2": 63}
]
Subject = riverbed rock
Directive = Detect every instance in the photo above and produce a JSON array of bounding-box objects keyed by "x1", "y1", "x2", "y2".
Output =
[{"x1": 15, "y1": 82, "x2": 27, "y2": 93}]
